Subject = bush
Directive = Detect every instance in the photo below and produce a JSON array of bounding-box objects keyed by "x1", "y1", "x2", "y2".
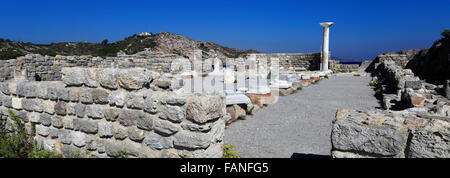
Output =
[
  {"x1": 222, "y1": 144, "x2": 241, "y2": 158},
  {"x1": 31, "y1": 49, "x2": 58, "y2": 56},
  {"x1": 94, "y1": 45, "x2": 122, "y2": 57},
  {"x1": 0, "y1": 110, "x2": 62, "y2": 158},
  {"x1": 0, "y1": 49, "x2": 25, "y2": 60},
  {"x1": 441, "y1": 29, "x2": 450, "y2": 38},
  {"x1": 296, "y1": 85, "x2": 303, "y2": 90}
]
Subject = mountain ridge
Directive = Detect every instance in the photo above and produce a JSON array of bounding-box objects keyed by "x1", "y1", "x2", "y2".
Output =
[{"x1": 0, "y1": 31, "x2": 260, "y2": 60}]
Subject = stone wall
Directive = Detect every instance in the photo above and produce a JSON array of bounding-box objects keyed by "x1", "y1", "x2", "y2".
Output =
[
  {"x1": 0, "y1": 50, "x2": 178, "y2": 82},
  {"x1": 331, "y1": 59, "x2": 450, "y2": 158},
  {"x1": 331, "y1": 109, "x2": 449, "y2": 158},
  {"x1": 244, "y1": 53, "x2": 321, "y2": 72},
  {"x1": 0, "y1": 67, "x2": 226, "y2": 158}
]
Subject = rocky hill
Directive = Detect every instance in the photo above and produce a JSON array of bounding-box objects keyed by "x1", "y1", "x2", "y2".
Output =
[
  {"x1": 365, "y1": 30, "x2": 450, "y2": 83},
  {"x1": 0, "y1": 32, "x2": 259, "y2": 60},
  {"x1": 405, "y1": 33, "x2": 450, "y2": 82}
]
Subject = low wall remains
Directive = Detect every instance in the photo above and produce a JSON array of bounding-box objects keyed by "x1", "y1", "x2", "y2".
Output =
[
  {"x1": 331, "y1": 59, "x2": 449, "y2": 158},
  {"x1": 0, "y1": 67, "x2": 226, "y2": 158}
]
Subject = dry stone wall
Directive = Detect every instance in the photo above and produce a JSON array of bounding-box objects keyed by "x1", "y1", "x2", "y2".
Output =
[
  {"x1": 0, "y1": 67, "x2": 226, "y2": 158},
  {"x1": 0, "y1": 50, "x2": 178, "y2": 82},
  {"x1": 331, "y1": 59, "x2": 450, "y2": 158}
]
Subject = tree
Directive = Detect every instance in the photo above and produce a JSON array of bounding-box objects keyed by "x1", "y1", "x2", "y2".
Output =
[{"x1": 101, "y1": 39, "x2": 109, "y2": 46}]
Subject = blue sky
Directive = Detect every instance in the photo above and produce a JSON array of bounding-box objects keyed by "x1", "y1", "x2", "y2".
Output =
[{"x1": 1, "y1": 0, "x2": 449, "y2": 60}]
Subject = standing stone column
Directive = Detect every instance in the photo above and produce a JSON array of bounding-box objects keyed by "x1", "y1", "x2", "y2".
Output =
[{"x1": 320, "y1": 22, "x2": 334, "y2": 72}]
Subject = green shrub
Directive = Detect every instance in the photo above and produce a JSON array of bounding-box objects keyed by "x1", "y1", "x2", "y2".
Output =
[
  {"x1": 222, "y1": 144, "x2": 241, "y2": 158},
  {"x1": 324, "y1": 75, "x2": 329, "y2": 79},
  {"x1": 31, "y1": 49, "x2": 58, "y2": 56},
  {"x1": 116, "y1": 149, "x2": 131, "y2": 158},
  {"x1": 296, "y1": 85, "x2": 303, "y2": 90},
  {"x1": 369, "y1": 80, "x2": 380, "y2": 87},
  {"x1": 441, "y1": 29, "x2": 450, "y2": 38},
  {"x1": 0, "y1": 49, "x2": 25, "y2": 60},
  {"x1": 94, "y1": 45, "x2": 122, "y2": 57},
  {"x1": 0, "y1": 110, "x2": 62, "y2": 158}
]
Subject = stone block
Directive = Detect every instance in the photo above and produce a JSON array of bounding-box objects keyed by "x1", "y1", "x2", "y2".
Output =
[
  {"x1": 128, "y1": 127, "x2": 146, "y2": 142},
  {"x1": 79, "y1": 88, "x2": 93, "y2": 104},
  {"x1": 98, "y1": 68, "x2": 119, "y2": 89},
  {"x1": 186, "y1": 95, "x2": 224, "y2": 124},
  {"x1": 173, "y1": 130, "x2": 212, "y2": 149},
  {"x1": 154, "y1": 119, "x2": 180, "y2": 135},
  {"x1": 116, "y1": 68, "x2": 155, "y2": 90},
  {"x1": 405, "y1": 80, "x2": 422, "y2": 90},
  {"x1": 68, "y1": 88, "x2": 80, "y2": 102},
  {"x1": 331, "y1": 118, "x2": 406, "y2": 157},
  {"x1": 74, "y1": 103, "x2": 86, "y2": 118},
  {"x1": 92, "y1": 88, "x2": 109, "y2": 104},
  {"x1": 62, "y1": 68, "x2": 85, "y2": 86},
  {"x1": 144, "y1": 92, "x2": 160, "y2": 114},
  {"x1": 39, "y1": 113, "x2": 52, "y2": 126},
  {"x1": 54, "y1": 101, "x2": 67, "y2": 115},
  {"x1": 104, "y1": 108, "x2": 120, "y2": 121},
  {"x1": 118, "y1": 109, "x2": 138, "y2": 126},
  {"x1": 144, "y1": 132, "x2": 173, "y2": 150},
  {"x1": 113, "y1": 125, "x2": 128, "y2": 140},
  {"x1": 108, "y1": 90, "x2": 126, "y2": 107},
  {"x1": 22, "y1": 98, "x2": 42, "y2": 112},
  {"x1": 28, "y1": 112, "x2": 40, "y2": 123},
  {"x1": 42, "y1": 100, "x2": 55, "y2": 114},
  {"x1": 2, "y1": 96, "x2": 12, "y2": 107},
  {"x1": 57, "y1": 88, "x2": 70, "y2": 101},
  {"x1": 159, "y1": 104, "x2": 185, "y2": 123},
  {"x1": 51, "y1": 116, "x2": 63, "y2": 128},
  {"x1": 58, "y1": 129, "x2": 73, "y2": 144},
  {"x1": 85, "y1": 105, "x2": 104, "y2": 119},
  {"x1": 36, "y1": 125, "x2": 50, "y2": 136},
  {"x1": 126, "y1": 93, "x2": 144, "y2": 109},
  {"x1": 84, "y1": 68, "x2": 100, "y2": 88},
  {"x1": 137, "y1": 113, "x2": 155, "y2": 131},
  {"x1": 72, "y1": 131, "x2": 88, "y2": 147},
  {"x1": 11, "y1": 98, "x2": 22, "y2": 109},
  {"x1": 98, "y1": 122, "x2": 113, "y2": 138},
  {"x1": 76, "y1": 119, "x2": 98, "y2": 134},
  {"x1": 47, "y1": 87, "x2": 59, "y2": 100}
]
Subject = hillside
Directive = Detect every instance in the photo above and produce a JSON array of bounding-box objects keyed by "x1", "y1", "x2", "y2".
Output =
[{"x1": 0, "y1": 32, "x2": 259, "y2": 60}]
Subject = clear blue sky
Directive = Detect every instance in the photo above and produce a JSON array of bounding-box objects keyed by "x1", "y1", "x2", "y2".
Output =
[{"x1": 1, "y1": 0, "x2": 449, "y2": 60}]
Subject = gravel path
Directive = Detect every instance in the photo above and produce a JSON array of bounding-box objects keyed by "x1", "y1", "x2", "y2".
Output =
[{"x1": 223, "y1": 74, "x2": 379, "y2": 158}]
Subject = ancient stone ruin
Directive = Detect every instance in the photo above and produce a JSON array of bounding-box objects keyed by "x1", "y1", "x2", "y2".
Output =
[
  {"x1": 331, "y1": 52, "x2": 450, "y2": 158},
  {"x1": 0, "y1": 67, "x2": 226, "y2": 158}
]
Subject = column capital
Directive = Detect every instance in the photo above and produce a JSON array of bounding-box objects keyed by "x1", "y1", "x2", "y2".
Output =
[{"x1": 320, "y1": 22, "x2": 334, "y2": 28}]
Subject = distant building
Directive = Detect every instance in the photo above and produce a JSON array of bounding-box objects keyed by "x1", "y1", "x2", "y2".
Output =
[{"x1": 139, "y1": 32, "x2": 152, "y2": 36}]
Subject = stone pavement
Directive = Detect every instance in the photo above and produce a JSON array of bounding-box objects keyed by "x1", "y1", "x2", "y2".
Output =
[{"x1": 224, "y1": 74, "x2": 379, "y2": 158}]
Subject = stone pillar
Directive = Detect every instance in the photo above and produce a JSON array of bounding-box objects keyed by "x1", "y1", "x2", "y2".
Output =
[{"x1": 320, "y1": 22, "x2": 334, "y2": 72}]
